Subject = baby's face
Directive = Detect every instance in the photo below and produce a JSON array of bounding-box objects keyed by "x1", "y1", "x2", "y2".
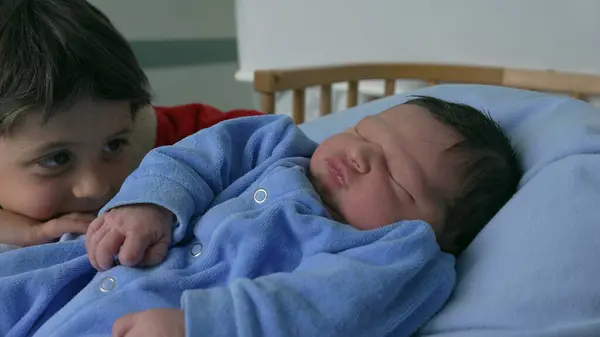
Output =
[
  {"x1": 0, "y1": 98, "x2": 139, "y2": 221},
  {"x1": 310, "y1": 104, "x2": 464, "y2": 234}
]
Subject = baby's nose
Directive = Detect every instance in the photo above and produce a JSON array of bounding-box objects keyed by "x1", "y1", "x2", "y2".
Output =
[
  {"x1": 348, "y1": 145, "x2": 379, "y2": 174},
  {"x1": 349, "y1": 154, "x2": 369, "y2": 174},
  {"x1": 349, "y1": 144, "x2": 386, "y2": 174}
]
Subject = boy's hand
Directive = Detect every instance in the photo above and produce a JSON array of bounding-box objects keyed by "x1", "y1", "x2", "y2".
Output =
[
  {"x1": 0, "y1": 210, "x2": 93, "y2": 247},
  {"x1": 86, "y1": 204, "x2": 173, "y2": 271},
  {"x1": 113, "y1": 308, "x2": 185, "y2": 337}
]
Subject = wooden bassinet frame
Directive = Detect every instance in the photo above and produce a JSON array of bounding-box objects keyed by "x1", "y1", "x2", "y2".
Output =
[{"x1": 253, "y1": 63, "x2": 600, "y2": 124}]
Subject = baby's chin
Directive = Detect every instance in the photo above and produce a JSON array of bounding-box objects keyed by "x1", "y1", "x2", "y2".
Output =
[
  {"x1": 320, "y1": 195, "x2": 350, "y2": 224},
  {"x1": 324, "y1": 203, "x2": 346, "y2": 223},
  {"x1": 309, "y1": 176, "x2": 341, "y2": 220}
]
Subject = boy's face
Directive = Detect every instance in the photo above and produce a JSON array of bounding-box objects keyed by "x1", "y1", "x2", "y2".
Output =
[
  {"x1": 0, "y1": 99, "x2": 137, "y2": 221},
  {"x1": 310, "y1": 104, "x2": 463, "y2": 234}
]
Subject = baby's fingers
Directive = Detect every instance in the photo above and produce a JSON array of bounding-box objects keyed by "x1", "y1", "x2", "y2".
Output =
[
  {"x1": 96, "y1": 229, "x2": 126, "y2": 271},
  {"x1": 86, "y1": 217, "x2": 109, "y2": 269},
  {"x1": 86, "y1": 215, "x2": 106, "y2": 239},
  {"x1": 139, "y1": 240, "x2": 170, "y2": 267},
  {"x1": 112, "y1": 311, "x2": 139, "y2": 337},
  {"x1": 118, "y1": 232, "x2": 152, "y2": 267}
]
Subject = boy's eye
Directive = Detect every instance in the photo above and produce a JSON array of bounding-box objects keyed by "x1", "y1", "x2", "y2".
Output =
[
  {"x1": 104, "y1": 139, "x2": 129, "y2": 153},
  {"x1": 37, "y1": 151, "x2": 72, "y2": 168}
]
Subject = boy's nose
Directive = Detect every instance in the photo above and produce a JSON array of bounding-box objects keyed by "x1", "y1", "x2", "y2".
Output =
[{"x1": 72, "y1": 171, "x2": 111, "y2": 201}]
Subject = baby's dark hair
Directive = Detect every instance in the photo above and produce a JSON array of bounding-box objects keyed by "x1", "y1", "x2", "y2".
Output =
[
  {"x1": 0, "y1": 0, "x2": 151, "y2": 135},
  {"x1": 405, "y1": 96, "x2": 521, "y2": 256}
]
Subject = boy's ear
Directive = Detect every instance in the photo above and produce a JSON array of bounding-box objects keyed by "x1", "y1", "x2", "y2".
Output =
[{"x1": 128, "y1": 105, "x2": 157, "y2": 168}]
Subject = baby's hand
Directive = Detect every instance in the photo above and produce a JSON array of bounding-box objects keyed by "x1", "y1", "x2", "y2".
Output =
[
  {"x1": 85, "y1": 204, "x2": 173, "y2": 271},
  {"x1": 113, "y1": 308, "x2": 185, "y2": 337}
]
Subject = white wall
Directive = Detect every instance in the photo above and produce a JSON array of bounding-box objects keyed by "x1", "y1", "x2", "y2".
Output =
[
  {"x1": 88, "y1": 0, "x2": 255, "y2": 110},
  {"x1": 90, "y1": 0, "x2": 236, "y2": 40},
  {"x1": 235, "y1": 0, "x2": 600, "y2": 117},
  {"x1": 236, "y1": 0, "x2": 600, "y2": 77}
]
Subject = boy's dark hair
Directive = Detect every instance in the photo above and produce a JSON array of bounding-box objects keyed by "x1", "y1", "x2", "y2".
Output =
[
  {"x1": 405, "y1": 96, "x2": 522, "y2": 256},
  {"x1": 0, "y1": 0, "x2": 152, "y2": 134}
]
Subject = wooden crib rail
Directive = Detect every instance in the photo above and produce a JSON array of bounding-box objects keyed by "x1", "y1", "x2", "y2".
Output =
[{"x1": 253, "y1": 63, "x2": 600, "y2": 124}]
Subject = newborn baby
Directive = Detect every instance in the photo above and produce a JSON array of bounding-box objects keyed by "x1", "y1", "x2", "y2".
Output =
[{"x1": 83, "y1": 96, "x2": 520, "y2": 337}]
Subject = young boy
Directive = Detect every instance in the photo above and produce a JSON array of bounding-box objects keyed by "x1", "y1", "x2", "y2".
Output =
[
  {"x1": 0, "y1": 0, "x2": 262, "y2": 249},
  {"x1": 0, "y1": 96, "x2": 521, "y2": 337}
]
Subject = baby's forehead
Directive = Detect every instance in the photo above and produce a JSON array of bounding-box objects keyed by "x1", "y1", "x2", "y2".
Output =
[
  {"x1": 358, "y1": 104, "x2": 463, "y2": 145},
  {"x1": 374, "y1": 104, "x2": 466, "y2": 193}
]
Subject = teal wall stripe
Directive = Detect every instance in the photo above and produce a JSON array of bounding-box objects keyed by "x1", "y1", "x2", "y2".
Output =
[{"x1": 130, "y1": 38, "x2": 238, "y2": 69}]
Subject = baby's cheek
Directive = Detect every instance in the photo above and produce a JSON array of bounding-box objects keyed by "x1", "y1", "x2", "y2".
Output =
[{"x1": 341, "y1": 190, "x2": 401, "y2": 230}]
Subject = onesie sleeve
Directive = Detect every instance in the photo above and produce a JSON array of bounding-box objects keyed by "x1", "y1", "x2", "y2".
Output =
[
  {"x1": 100, "y1": 115, "x2": 316, "y2": 245},
  {"x1": 181, "y1": 221, "x2": 456, "y2": 337}
]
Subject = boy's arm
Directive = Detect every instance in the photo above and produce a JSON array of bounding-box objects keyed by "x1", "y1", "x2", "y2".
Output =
[
  {"x1": 154, "y1": 104, "x2": 264, "y2": 147},
  {"x1": 0, "y1": 209, "x2": 90, "y2": 248},
  {"x1": 181, "y1": 221, "x2": 456, "y2": 337},
  {"x1": 101, "y1": 115, "x2": 316, "y2": 245}
]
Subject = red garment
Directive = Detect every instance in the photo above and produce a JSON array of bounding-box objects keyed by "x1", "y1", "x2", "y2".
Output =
[{"x1": 154, "y1": 103, "x2": 264, "y2": 147}]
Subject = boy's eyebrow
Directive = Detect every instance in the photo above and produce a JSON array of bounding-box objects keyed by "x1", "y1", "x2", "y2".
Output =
[
  {"x1": 29, "y1": 127, "x2": 134, "y2": 155},
  {"x1": 108, "y1": 127, "x2": 134, "y2": 138},
  {"x1": 31, "y1": 141, "x2": 77, "y2": 155}
]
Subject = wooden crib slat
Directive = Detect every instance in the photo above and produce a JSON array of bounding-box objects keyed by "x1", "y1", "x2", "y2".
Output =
[
  {"x1": 347, "y1": 81, "x2": 358, "y2": 108},
  {"x1": 384, "y1": 79, "x2": 396, "y2": 96},
  {"x1": 261, "y1": 93, "x2": 276, "y2": 114},
  {"x1": 293, "y1": 88, "x2": 306, "y2": 124},
  {"x1": 320, "y1": 84, "x2": 332, "y2": 116}
]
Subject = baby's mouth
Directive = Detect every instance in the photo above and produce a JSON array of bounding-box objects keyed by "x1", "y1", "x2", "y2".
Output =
[{"x1": 325, "y1": 157, "x2": 351, "y2": 189}]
